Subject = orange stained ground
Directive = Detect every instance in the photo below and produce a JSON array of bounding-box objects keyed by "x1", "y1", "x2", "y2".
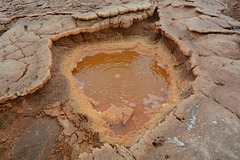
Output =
[{"x1": 73, "y1": 50, "x2": 170, "y2": 135}]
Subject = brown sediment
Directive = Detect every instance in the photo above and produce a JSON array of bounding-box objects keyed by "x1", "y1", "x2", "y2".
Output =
[{"x1": 60, "y1": 35, "x2": 190, "y2": 146}]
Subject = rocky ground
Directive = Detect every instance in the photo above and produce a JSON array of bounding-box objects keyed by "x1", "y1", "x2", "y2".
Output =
[{"x1": 0, "y1": 0, "x2": 240, "y2": 159}]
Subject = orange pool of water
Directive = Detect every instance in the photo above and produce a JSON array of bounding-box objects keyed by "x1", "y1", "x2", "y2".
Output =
[{"x1": 73, "y1": 51, "x2": 170, "y2": 135}]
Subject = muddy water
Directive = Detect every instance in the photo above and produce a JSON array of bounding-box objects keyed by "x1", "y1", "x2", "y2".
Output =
[{"x1": 73, "y1": 51, "x2": 170, "y2": 135}]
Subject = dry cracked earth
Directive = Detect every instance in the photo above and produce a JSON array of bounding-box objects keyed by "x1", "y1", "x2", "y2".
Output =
[{"x1": 0, "y1": 0, "x2": 240, "y2": 159}]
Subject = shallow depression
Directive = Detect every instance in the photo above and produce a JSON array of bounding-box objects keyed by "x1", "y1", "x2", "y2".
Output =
[{"x1": 73, "y1": 50, "x2": 171, "y2": 135}]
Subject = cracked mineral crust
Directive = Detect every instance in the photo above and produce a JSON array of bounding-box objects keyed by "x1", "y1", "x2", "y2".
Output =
[
  {"x1": 0, "y1": 0, "x2": 240, "y2": 159},
  {"x1": 0, "y1": 0, "x2": 155, "y2": 103}
]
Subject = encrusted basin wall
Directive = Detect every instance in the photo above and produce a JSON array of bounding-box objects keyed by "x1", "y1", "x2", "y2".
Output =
[{"x1": 53, "y1": 18, "x2": 194, "y2": 145}]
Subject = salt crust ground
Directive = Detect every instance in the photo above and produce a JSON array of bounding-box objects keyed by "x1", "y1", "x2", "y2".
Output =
[{"x1": 0, "y1": 0, "x2": 240, "y2": 159}]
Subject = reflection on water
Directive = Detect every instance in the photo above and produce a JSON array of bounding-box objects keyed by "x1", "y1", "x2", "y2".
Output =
[{"x1": 73, "y1": 51, "x2": 170, "y2": 135}]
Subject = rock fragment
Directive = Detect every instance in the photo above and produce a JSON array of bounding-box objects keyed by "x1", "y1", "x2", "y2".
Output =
[
  {"x1": 199, "y1": 15, "x2": 232, "y2": 29},
  {"x1": 196, "y1": 34, "x2": 240, "y2": 59},
  {"x1": 122, "y1": 107, "x2": 134, "y2": 124},
  {"x1": 95, "y1": 1, "x2": 151, "y2": 18},
  {"x1": 195, "y1": 7, "x2": 219, "y2": 17},
  {"x1": 101, "y1": 107, "x2": 134, "y2": 126},
  {"x1": 58, "y1": 118, "x2": 76, "y2": 136},
  {"x1": 219, "y1": 15, "x2": 240, "y2": 28},
  {"x1": 101, "y1": 107, "x2": 124, "y2": 126},
  {"x1": 72, "y1": 12, "x2": 98, "y2": 20},
  {"x1": 186, "y1": 17, "x2": 236, "y2": 33},
  {"x1": 79, "y1": 144, "x2": 124, "y2": 160}
]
